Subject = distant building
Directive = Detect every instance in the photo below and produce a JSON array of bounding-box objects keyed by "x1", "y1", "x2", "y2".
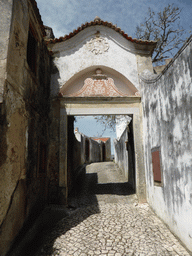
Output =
[
  {"x1": 92, "y1": 137, "x2": 111, "y2": 161},
  {"x1": 74, "y1": 128, "x2": 111, "y2": 163}
]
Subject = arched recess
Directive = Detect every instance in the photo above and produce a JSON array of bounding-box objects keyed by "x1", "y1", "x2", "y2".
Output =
[
  {"x1": 58, "y1": 67, "x2": 145, "y2": 205},
  {"x1": 59, "y1": 65, "x2": 140, "y2": 97}
]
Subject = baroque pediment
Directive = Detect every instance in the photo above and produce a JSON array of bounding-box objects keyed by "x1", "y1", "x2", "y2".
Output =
[{"x1": 60, "y1": 69, "x2": 139, "y2": 97}]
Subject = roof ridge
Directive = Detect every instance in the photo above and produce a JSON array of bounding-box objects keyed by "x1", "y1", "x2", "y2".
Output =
[{"x1": 46, "y1": 17, "x2": 157, "y2": 46}]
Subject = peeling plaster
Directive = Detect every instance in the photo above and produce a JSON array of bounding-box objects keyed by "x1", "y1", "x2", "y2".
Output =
[{"x1": 50, "y1": 26, "x2": 154, "y2": 97}]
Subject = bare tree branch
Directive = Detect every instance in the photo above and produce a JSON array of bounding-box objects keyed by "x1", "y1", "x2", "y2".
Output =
[
  {"x1": 94, "y1": 115, "x2": 116, "y2": 136},
  {"x1": 135, "y1": 4, "x2": 188, "y2": 65}
]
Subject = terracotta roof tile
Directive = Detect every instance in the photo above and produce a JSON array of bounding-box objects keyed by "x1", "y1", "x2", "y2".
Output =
[
  {"x1": 92, "y1": 137, "x2": 110, "y2": 142},
  {"x1": 46, "y1": 16, "x2": 157, "y2": 46}
]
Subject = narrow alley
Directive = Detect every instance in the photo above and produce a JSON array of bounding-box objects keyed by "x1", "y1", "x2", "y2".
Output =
[{"x1": 35, "y1": 162, "x2": 190, "y2": 256}]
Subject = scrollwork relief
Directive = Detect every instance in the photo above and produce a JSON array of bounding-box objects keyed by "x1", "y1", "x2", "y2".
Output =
[{"x1": 86, "y1": 35, "x2": 109, "y2": 55}]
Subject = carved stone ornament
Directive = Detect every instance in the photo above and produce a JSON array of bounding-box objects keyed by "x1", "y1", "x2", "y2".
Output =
[
  {"x1": 68, "y1": 79, "x2": 129, "y2": 98},
  {"x1": 87, "y1": 35, "x2": 109, "y2": 55}
]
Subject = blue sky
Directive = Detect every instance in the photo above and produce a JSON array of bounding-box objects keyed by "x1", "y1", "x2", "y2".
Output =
[
  {"x1": 74, "y1": 116, "x2": 116, "y2": 154},
  {"x1": 36, "y1": 0, "x2": 191, "y2": 39}
]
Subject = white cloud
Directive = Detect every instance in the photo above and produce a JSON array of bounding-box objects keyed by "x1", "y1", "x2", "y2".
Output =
[{"x1": 36, "y1": 0, "x2": 191, "y2": 39}]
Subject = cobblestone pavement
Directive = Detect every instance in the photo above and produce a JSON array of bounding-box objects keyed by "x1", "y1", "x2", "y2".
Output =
[{"x1": 37, "y1": 162, "x2": 191, "y2": 256}]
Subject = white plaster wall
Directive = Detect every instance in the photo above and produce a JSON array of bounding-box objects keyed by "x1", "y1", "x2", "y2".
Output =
[
  {"x1": 0, "y1": 0, "x2": 13, "y2": 102},
  {"x1": 50, "y1": 26, "x2": 144, "y2": 97},
  {"x1": 114, "y1": 126, "x2": 129, "y2": 179},
  {"x1": 74, "y1": 130, "x2": 81, "y2": 142},
  {"x1": 141, "y1": 37, "x2": 192, "y2": 252},
  {"x1": 116, "y1": 115, "x2": 132, "y2": 139}
]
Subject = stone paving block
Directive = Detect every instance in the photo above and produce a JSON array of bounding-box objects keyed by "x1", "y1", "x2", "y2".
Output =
[{"x1": 35, "y1": 163, "x2": 191, "y2": 256}]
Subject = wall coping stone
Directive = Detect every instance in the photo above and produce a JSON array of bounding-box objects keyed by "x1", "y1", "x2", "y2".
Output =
[{"x1": 140, "y1": 35, "x2": 192, "y2": 84}]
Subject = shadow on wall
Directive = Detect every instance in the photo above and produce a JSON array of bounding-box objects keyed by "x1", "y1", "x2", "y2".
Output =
[{"x1": 114, "y1": 119, "x2": 135, "y2": 190}]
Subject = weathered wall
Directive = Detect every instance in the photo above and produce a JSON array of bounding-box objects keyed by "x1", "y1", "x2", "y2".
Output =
[
  {"x1": 0, "y1": 1, "x2": 51, "y2": 255},
  {"x1": 114, "y1": 121, "x2": 135, "y2": 189},
  {"x1": 91, "y1": 138, "x2": 111, "y2": 161},
  {"x1": 47, "y1": 99, "x2": 60, "y2": 203},
  {"x1": 75, "y1": 129, "x2": 86, "y2": 164},
  {"x1": 90, "y1": 138, "x2": 101, "y2": 163},
  {"x1": 104, "y1": 139, "x2": 111, "y2": 161},
  {"x1": 140, "y1": 36, "x2": 192, "y2": 252},
  {"x1": 0, "y1": 0, "x2": 13, "y2": 102},
  {"x1": 67, "y1": 116, "x2": 84, "y2": 193},
  {"x1": 73, "y1": 135, "x2": 82, "y2": 168},
  {"x1": 48, "y1": 25, "x2": 154, "y2": 99},
  {"x1": 75, "y1": 130, "x2": 102, "y2": 164},
  {"x1": 114, "y1": 127, "x2": 129, "y2": 179}
]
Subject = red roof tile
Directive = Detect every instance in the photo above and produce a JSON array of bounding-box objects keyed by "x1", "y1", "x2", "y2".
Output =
[
  {"x1": 46, "y1": 16, "x2": 157, "y2": 46},
  {"x1": 92, "y1": 137, "x2": 110, "y2": 142}
]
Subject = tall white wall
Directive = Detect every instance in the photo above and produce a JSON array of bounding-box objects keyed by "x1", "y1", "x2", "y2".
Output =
[{"x1": 140, "y1": 36, "x2": 192, "y2": 252}]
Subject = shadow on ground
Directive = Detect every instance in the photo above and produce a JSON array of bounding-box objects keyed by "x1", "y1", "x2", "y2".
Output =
[
  {"x1": 68, "y1": 167, "x2": 135, "y2": 208},
  {"x1": 8, "y1": 164, "x2": 135, "y2": 256}
]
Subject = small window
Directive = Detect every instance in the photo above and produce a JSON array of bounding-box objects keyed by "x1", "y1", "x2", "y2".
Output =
[
  {"x1": 151, "y1": 147, "x2": 162, "y2": 185},
  {"x1": 27, "y1": 26, "x2": 37, "y2": 74}
]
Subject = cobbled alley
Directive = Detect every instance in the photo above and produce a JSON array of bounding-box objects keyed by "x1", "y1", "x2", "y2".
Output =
[{"x1": 35, "y1": 162, "x2": 190, "y2": 256}]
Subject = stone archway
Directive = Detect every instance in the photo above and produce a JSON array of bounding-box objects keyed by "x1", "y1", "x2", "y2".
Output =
[
  {"x1": 48, "y1": 17, "x2": 156, "y2": 205},
  {"x1": 59, "y1": 96, "x2": 146, "y2": 204}
]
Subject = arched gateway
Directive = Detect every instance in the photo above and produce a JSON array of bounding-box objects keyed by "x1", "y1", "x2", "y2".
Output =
[{"x1": 47, "y1": 17, "x2": 156, "y2": 204}]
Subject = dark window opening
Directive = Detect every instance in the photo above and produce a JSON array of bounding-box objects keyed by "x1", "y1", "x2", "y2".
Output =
[
  {"x1": 27, "y1": 26, "x2": 37, "y2": 74},
  {"x1": 152, "y1": 148, "x2": 162, "y2": 185}
]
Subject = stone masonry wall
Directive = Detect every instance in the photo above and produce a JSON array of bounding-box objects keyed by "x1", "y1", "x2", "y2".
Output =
[
  {"x1": 0, "y1": 1, "x2": 51, "y2": 255},
  {"x1": 0, "y1": 0, "x2": 13, "y2": 102},
  {"x1": 140, "y1": 35, "x2": 192, "y2": 252}
]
